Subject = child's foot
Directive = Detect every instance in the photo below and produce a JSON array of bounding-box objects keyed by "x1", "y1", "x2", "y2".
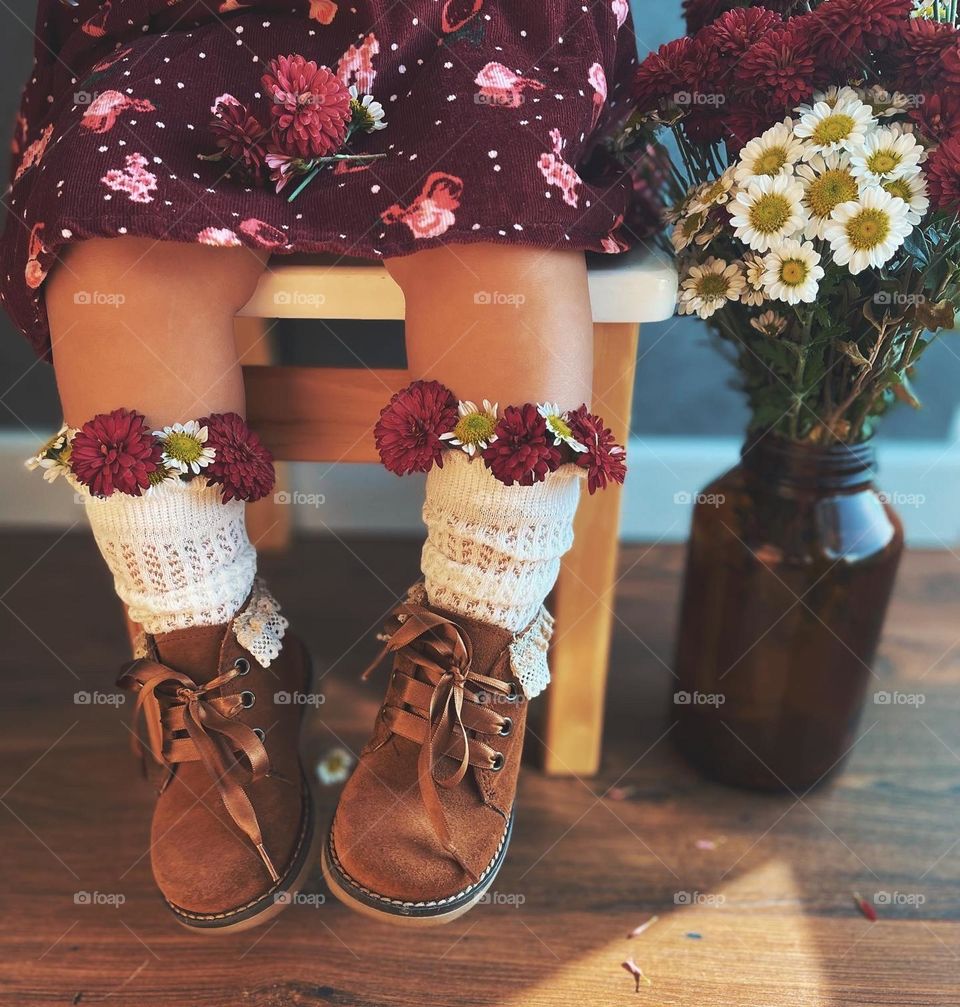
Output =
[
  {"x1": 322, "y1": 593, "x2": 526, "y2": 925},
  {"x1": 118, "y1": 584, "x2": 320, "y2": 932}
]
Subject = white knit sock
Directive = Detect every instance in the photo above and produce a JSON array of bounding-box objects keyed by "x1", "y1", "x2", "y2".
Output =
[
  {"x1": 421, "y1": 451, "x2": 581, "y2": 694},
  {"x1": 80, "y1": 478, "x2": 257, "y2": 635}
]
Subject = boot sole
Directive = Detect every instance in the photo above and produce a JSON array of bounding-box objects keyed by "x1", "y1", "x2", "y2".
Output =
[
  {"x1": 166, "y1": 642, "x2": 323, "y2": 933},
  {"x1": 321, "y1": 810, "x2": 514, "y2": 927}
]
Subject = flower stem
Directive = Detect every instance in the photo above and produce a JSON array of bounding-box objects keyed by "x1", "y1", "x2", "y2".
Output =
[{"x1": 286, "y1": 153, "x2": 386, "y2": 203}]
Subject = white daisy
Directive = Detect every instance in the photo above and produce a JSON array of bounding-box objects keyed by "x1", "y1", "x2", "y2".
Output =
[
  {"x1": 795, "y1": 152, "x2": 861, "y2": 239},
  {"x1": 883, "y1": 172, "x2": 929, "y2": 225},
  {"x1": 733, "y1": 120, "x2": 804, "y2": 185},
  {"x1": 153, "y1": 420, "x2": 215, "y2": 475},
  {"x1": 741, "y1": 251, "x2": 767, "y2": 306},
  {"x1": 671, "y1": 208, "x2": 707, "y2": 252},
  {"x1": 728, "y1": 174, "x2": 808, "y2": 252},
  {"x1": 850, "y1": 127, "x2": 924, "y2": 184},
  {"x1": 750, "y1": 309, "x2": 789, "y2": 337},
  {"x1": 856, "y1": 85, "x2": 912, "y2": 119},
  {"x1": 678, "y1": 257, "x2": 746, "y2": 320},
  {"x1": 794, "y1": 95, "x2": 876, "y2": 157},
  {"x1": 802, "y1": 85, "x2": 863, "y2": 111},
  {"x1": 761, "y1": 239, "x2": 825, "y2": 305},
  {"x1": 687, "y1": 167, "x2": 737, "y2": 214},
  {"x1": 823, "y1": 186, "x2": 914, "y2": 275},
  {"x1": 349, "y1": 84, "x2": 388, "y2": 131},
  {"x1": 439, "y1": 399, "x2": 498, "y2": 456},
  {"x1": 24, "y1": 423, "x2": 73, "y2": 483},
  {"x1": 537, "y1": 403, "x2": 587, "y2": 452}
]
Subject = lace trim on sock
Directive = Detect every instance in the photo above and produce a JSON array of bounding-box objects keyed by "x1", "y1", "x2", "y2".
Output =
[{"x1": 233, "y1": 577, "x2": 289, "y2": 669}]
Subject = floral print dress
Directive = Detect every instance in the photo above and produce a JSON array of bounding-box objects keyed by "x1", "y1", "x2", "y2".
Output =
[{"x1": 2, "y1": 0, "x2": 641, "y2": 359}]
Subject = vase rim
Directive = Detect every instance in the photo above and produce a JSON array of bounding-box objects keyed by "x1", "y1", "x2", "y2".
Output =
[{"x1": 740, "y1": 431, "x2": 876, "y2": 488}]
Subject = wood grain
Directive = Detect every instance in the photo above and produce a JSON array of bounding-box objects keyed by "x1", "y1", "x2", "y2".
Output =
[{"x1": 1, "y1": 534, "x2": 957, "y2": 1006}]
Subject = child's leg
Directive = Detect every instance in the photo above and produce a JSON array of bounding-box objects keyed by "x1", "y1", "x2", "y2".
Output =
[{"x1": 40, "y1": 239, "x2": 318, "y2": 931}]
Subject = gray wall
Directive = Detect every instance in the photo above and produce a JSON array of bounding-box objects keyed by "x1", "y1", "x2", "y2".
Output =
[{"x1": 2, "y1": 3, "x2": 959, "y2": 441}]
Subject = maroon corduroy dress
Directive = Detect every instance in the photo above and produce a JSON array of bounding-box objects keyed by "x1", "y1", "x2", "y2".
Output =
[{"x1": 2, "y1": 0, "x2": 641, "y2": 359}]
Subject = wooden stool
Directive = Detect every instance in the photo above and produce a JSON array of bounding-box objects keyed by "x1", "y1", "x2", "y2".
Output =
[{"x1": 236, "y1": 251, "x2": 677, "y2": 776}]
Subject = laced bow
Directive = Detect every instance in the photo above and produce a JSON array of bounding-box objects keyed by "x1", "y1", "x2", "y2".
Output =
[
  {"x1": 118, "y1": 658, "x2": 280, "y2": 882},
  {"x1": 363, "y1": 604, "x2": 515, "y2": 880}
]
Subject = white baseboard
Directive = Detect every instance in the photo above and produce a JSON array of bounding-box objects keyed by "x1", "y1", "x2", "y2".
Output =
[{"x1": 2, "y1": 430, "x2": 959, "y2": 547}]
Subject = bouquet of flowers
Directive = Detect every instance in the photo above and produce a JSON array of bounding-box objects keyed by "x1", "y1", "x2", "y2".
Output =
[{"x1": 627, "y1": 0, "x2": 960, "y2": 443}]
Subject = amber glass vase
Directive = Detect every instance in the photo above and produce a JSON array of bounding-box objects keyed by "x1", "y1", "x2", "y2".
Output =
[{"x1": 673, "y1": 435, "x2": 904, "y2": 792}]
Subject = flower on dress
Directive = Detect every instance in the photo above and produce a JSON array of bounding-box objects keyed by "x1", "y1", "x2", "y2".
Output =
[
  {"x1": 728, "y1": 174, "x2": 808, "y2": 252},
  {"x1": 153, "y1": 420, "x2": 216, "y2": 475},
  {"x1": 537, "y1": 403, "x2": 587, "y2": 453},
  {"x1": 823, "y1": 186, "x2": 913, "y2": 275},
  {"x1": 566, "y1": 405, "x2": 627, "y2": 495},
  {"x1": 850, "y1": 127, "x2": 924, "y2": 185},
  {"x1": 348, "y1": 85, "x2": 387, "y2": 132},
  {"x1": 678, "y1": 257, "x2": 746, "y2": 319},
  {"x1": 482, "y1": 404, "x2": 563, "y2": 486},
  {"x1": 209, "y1": 100, "x2": 269, "y2": 178},
  {"x1": 760, "y1": 239, "x2": 825, "y2": 305},
  {"x1": 374, "y1": 380, "x2": 459, "y2": 475},
  {"x1": 750, "y1": 309, "x2": 789, "y2": 338},
  {"x1": 24, "y1": 423, "x2": 73, "y2": 483},
  {"x1": 439, "y1": 399, "x2": 499, "y2": 456},
  {"x1": 795, "y1": 152, "x2": 861, "y2": 239},
  {"x1": 794, "y1": 95, "x2": 876, "y2": 158},
  {"x1": 69, "y1": 408, "x2": 163, "y2": 498},
  {"x1": 198, "y1": 412, "x2": 275, "y2": 502},
  {"x1": 733, "y1": 121, "x2": 804, "y2": 185},
  {"x1": 262, "y1": 55, "x2": 352, "y2": 159}
]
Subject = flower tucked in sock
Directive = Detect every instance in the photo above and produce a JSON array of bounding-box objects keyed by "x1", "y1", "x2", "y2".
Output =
[
  {"x1": 26, "y1": 409, "x2": 278, "y2": 646},
  {"x1": 374, "y1": 380, "x2": 627, "y2": 697}
]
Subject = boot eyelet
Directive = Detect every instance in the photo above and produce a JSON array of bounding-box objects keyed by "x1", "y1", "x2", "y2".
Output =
[
  {"x1": 499, "y1": 717, "x2": 513, "y2": 737},
  {"x1": 240, "y1": 690, "x2": 256, "y2": 709},
  {"x1": 506, "y1": 683, "x2": 520, "y2": 702},
  {"x1": 490, "y1": 752, "x2": 505, "y2": 771},
  {"x1": 252, "y1": 727, "x2": 265, "y2": 742},
  {"x1": 234, "y1": 657, "x2": 251, "y2": 676}
]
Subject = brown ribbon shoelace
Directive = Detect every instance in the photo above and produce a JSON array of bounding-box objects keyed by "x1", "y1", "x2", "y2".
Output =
[
  {"x1": 118, "y1": 658, "x2": 280, "y2": 883},
  {"x1": 363, "y1": 604, "x2": 515, "y2": 880}
]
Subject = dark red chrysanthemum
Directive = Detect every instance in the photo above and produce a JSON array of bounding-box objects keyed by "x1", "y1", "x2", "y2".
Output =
[
  {"x1": 198, "y1": 412, "x2": 275, "y2": 502},
  {"x1": 210, "y1": 100, "x2": 268, "y2": 176},
  {"x1": 69, "y1": 408, "x2": 162, "y2": 498},
  {"x1": 262, "y1": 54, "x2": 352, "y2": 159},
  {"x1": 682, "y1": 0, "x2": 735, "y2": 35},
  {"x1": 925, "y1": 135, "x2": 960, "y2": 212},
  {"x1": 632, "y1": 36, "x2": 701, "y2": 112},
  {"x1": 724, "y1": 100, "x2": 776, "y2": 154},
  {"x1": 481, "y1": 404, "x2": 562, "y2": 487},
  {"x1": 374, "y1": 380, "x2": 458, "y2": 476},
  {"x1": 700, "y1": 7, "x2": 783, "y2": 59},
  {"x1": 910, "y1": 93, "x2": 960, "y2": 142},
  {"x1": 736, "y1": 26, "x2": 815, "y2": 110},
  {"x1": 567, "y1": 406, "x2": 626, "y2": 495},
  {"x1": 807, "y1": 0, "x2": 912, "y2": 67}
]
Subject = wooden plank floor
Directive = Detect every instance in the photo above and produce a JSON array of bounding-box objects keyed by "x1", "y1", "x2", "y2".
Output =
[{"x1": 0, "y1": 533, "x2": 958, "y2": 1006}]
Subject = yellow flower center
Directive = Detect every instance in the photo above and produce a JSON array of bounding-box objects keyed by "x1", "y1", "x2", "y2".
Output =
[
  {"x1": 546, "y1": 414, "x2": 575, "y2": 441},
  {"x1": 779, "y1": 259, "x2": 809, "y2": 286},
  {"x1": 698, "y1": 273, "x2": 730, "y2": 298},
  {"x1": 845, "y1": 208, "x2": 890, "y2": 250},
  {"x1": 681, "y1": 212, "x2": 704, "y2": 237},
  {"x1": 754, "y1": 146, "x2": 789, "y2": 176},
  {"x1": 811, "y1": 113, "x2": 855, "y2": 146},
  {"x1": 163, "y1": 430, "x2": 204, "y2": 464},
  {"x1": 749, "y1": 193, "x2": 792, "y2": 234},
  {"x1": 148, "y1": 464, "x2": 172, "y2": 487},
  {"x1": 453, "y1": 412, "x2": 496, "y2": 445},
  {"x1": 866, "y1": 149, "x2": 899, "y2": 175},
  {"x1": 806, "y1": 168, "x2": 859, "y2": 218},
  {"x1": 883, "y1": 178, "x2": 913, "y2": 203}
]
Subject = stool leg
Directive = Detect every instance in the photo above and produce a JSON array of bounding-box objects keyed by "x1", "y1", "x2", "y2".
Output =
[
  {"x1": 234, "y1": 316, "x2": 293, "y2": 551},
  {"x1": 542, "y1": 322, "x2": 640, "y2": 776}
]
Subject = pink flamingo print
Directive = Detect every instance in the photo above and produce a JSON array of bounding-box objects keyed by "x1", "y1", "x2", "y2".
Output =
[
  {"x1": 25, "y1": 224, "x2": 48, "y2": 290},
  {"x1": 91, "y1": 47, "x2": 133, "y2": 74},
  {"x1": 197, "y1": 227, "x2": 242, "y2": 247},
  {"x1": 14, "y1": 125, "x2": 53, "y2": 183},
  {"x1": 474, "y1": 63, "x2": 545, "y2": 108},
  {"x1": 238, "y1": 219, "x2": 288, "y2": 250},
  {"x1": 218, "y1": 1, "x2": 252, "y2": 11},
  {"x1": 309, "y1": 0, "x2": 338, "y2": 24},
  {"x1": 601, "y1": 215, "x2": 628, "y2": 254},
  {"x1": 612, "y1": 0, "x2": 629, "y2": 29},
  {"x1": 381, "y1": 172, "x2": 464, "y2": 239},
  {"x1": 441, "y1": 0, "x2": 483, "y2": 33},
  {"x1": 337, "y1": 33, "x2": 379, "y2": 93},
  {"x1": 81, "y1": 91, "x2": 156, "y2": 134},
  {"x1": 101, "y1": 153, "x2": 158, "y2": 203},
  {"x1": 82, "y1": 2, "x2": 111, "y2": 38},
  {"x1": 588, "y1": 63, "x2": 607, "y2": 130},
  {"x1": 538, "y1": 129, "x2": 582, "y2": 208}
]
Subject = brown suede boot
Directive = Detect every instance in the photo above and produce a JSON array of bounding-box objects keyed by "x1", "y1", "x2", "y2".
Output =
[
  {"x1": 322, "y1": 593, "x2": 527, "y2": 925},
  {"x1": 118, "y1": 586, "x2": 320, "y2": 931}
]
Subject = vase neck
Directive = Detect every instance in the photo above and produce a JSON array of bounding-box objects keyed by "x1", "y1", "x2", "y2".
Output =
[{"x1": 740, "y1": 434, "x2": 876, "y2": 492}]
